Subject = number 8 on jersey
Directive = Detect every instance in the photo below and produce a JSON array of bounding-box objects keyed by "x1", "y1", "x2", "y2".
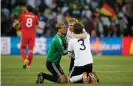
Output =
[{"x1": 26, "y1": 18, "x2": 33, "y2": 27}]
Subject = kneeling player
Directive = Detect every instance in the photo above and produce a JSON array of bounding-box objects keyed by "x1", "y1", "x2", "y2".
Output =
[
  {"x1": 68, "y1": 23, "x2": 99, "y2": 84},
  {"x1": 36, "y1": 22, "x2": 67, "y2": 84},
  {"x1": 66, "y1": 18, "x2": 87, "y2": 73}
]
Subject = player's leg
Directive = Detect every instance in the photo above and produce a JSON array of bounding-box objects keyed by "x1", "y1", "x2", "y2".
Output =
[
  {"x1": 21, "y1": 46, "x2": 27, "y2": 61},
  {"x1": 36, "y1": 72, "x2": 59, "y2": 84},
  {"x1": 69, "y1": 68, "x2": 83, "y2": 83},
  {"x1": 70, "y1": 64, "x2": 93, "y2": 84},
  {"x1": 46, "y1": 61, "x2": 67, "y2": 83},
  {"x1": 70, "y1": 73, "x2": 88, "y2": 84},
  {"x1": 36, "y1": 60, "x2": 59, "y2": 84},
  {"x1": 52, "y1": 63, "x2": 67, "y2": 83},
  {"x1": 27, "y1": 37, "x2": 35, "y2": 69},
  {"x1": 27, "y1": 50, "x2": 33, "y2": 69},
  {"x1": 21, "y1": 46, "x2": 29, "y2": 69},
  {"x1": 36, "y1": 61, "x2": 67, "y2": 84},
  {"x1": 85, "y1": 63, "x2": 98, "y2": 83},
  {"x1": 69, "y1": 57, "x2": 74, "y2": 72},
  {"x1": 37, "y1": 73, "x2": 67, "y2": 83},
  {"x1": 36, "y1": 61, "x2": 65, "y2": 83},
  {"x1": 69, "y1": 66, "x2": 88, "y2": 84},
  {"x1": 20, "y1": 38, "x2": 29, "y2": 69}
]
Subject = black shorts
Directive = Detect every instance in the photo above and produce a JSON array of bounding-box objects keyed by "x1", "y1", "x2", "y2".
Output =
[
  {"x1": 69, "y1": 63, "x2": 93, "y2": 77},
  {"x1": 46, "y1": 60, "x2": 64, "y2": 76}
]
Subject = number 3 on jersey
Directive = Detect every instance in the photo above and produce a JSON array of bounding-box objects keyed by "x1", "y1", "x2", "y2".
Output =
[
  {"x1": 26, "y1": 18, "x2": 32, "y2": 27},
  {"x1": 78, "y1": 39, "x2": 86, "y2": 50}
]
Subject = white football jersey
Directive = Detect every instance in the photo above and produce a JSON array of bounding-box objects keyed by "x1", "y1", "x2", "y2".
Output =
[
  {"x1": 68, "y1": 34, "x2": 93, "y2": 66},
  {"x1": 66, "y1": 28, "x2": 87, "y2": 58}
]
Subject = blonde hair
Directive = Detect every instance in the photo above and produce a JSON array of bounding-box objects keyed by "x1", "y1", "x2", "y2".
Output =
[
  {"x1": 56, "y1": 22, "x2": 65, "y2": 31},
  {"x1": 68, "y1": 18, "x2": 78, "y2": 24}
]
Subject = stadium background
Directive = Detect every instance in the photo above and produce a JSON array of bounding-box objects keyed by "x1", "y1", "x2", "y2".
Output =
[{"x1": 1, "y1": 0, "x2": 133, "y2": 86}]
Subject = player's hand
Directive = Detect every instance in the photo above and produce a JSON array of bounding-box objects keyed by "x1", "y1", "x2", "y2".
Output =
[
  {"x1": 68, "y1": 52, "x2": 72, "y2": 57},
  {"x1": 67, "y1": 76, "x2": 71, "y2": 83},
  {"x1": 13, "y1": 20, "x2": 19, "y2": 28},
  {"x1": 59, "y1": 75, "x2": 67, "y2": 84},
  {"x1": 37, "y1": 25, "x2": 44, "y2": 30},
  {"x1": 40, "y1": 26, "x2": 44, "y2": 30}
]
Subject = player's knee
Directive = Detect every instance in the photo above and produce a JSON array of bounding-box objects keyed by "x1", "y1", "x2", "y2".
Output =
[{"x1": 59, "y1": 75, "x2": 67, "y2": 84}]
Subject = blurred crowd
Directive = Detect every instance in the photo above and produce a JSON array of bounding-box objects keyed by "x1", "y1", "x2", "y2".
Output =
[{"x1": 1, "y1": 0, "x2": 133, "y2": 37}]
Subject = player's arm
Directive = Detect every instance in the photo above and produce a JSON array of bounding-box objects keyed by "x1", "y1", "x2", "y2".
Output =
[
  {"x1": 36, "y1": 16, "x2": 44, "y2": 30},
  {"x1": 13, "y1": 13, "x2": 23, "y2": 28},
  {"x1": 36, "y1": 25, "x2": 44, "y2": 30},
  {"x1": 72, "y1": 32, "x2": 87, "y2": 39},
  {"x1": 72, "y1": 28, "x2": 87, "y2": 39},
  {"x1": 12, "y1": 20, "x2": 20, "y2": 28}
]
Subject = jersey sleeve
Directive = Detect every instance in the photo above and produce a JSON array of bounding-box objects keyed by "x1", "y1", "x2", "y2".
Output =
[
  {"x1": 18, "y1": 14, "x2": 23, "y2": 22},
  {"x1": 68, "y1": 39, "x2": 73, "y2": 52}
]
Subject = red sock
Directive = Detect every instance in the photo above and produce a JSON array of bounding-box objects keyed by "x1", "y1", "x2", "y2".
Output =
[
  {"x1": 28, "y1": 52, "x2": 33, "y2": 66},
  {"x1": 21, "y1": 50, "x2": 27, "y2": 60}
]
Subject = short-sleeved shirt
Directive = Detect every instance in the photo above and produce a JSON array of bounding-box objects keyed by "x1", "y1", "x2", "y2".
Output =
[
  {"x1": 47, "y1": 34, "x2": 66, "y2": 64},
  {"x1": 18, "y1": 12, "x2": 39, "y2": 37},
  {"x1": 68, "y1": 34, "x2": 93, "y2": 66}
]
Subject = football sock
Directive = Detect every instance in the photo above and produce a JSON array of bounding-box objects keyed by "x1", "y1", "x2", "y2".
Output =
[
  {"x1": 70, "y1": 74, "x2": 82, "y2": 83},
  {"x1": 28, "y1": 52, "x2": 33, "y2": 67},
  {"x1": 42, "y1": 73, "x2": 59, "y2": 83},
  {"x1": 21, "y1": 50, "x2": 27, "y2": 60}
]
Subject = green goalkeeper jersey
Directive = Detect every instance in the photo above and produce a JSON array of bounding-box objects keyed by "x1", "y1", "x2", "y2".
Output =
[{"x1": 47, "y1": 34, "x2": 66, "y2": 64}]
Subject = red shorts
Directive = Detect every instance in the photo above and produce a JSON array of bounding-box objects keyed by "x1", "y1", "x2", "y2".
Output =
[{"x1": 20, "y1": 36, "x2": 35, "y2": 50}]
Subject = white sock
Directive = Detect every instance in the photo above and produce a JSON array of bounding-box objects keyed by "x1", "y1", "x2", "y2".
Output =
[{"x1": 70, "y1": 74, "x2": 82, "y2": 83}]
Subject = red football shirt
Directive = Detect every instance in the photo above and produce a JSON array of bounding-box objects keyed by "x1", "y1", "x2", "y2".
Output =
[{"x1": 18, "y1": 12, "x2": 39, "y2": 37}]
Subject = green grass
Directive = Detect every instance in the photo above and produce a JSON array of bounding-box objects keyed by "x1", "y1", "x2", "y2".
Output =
[{"x1": 1, "y1": 55, "x2": 133, "y2": 86}]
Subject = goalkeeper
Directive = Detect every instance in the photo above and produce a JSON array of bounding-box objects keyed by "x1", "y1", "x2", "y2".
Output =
[{"x1": 36, "y1": 22, "x2": 68, "y2": 84}]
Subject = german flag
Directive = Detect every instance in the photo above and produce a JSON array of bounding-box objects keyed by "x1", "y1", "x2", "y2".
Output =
[{"x1": 100, "y1": 4, "x2": 115, "y2": 16}]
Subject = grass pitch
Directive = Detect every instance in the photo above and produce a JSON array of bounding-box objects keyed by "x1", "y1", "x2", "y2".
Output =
[{"x1": 1, "y1": 55, "x2": 133, "y2": 86}]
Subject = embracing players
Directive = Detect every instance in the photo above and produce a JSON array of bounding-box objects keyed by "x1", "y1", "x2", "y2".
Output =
[
  {"x1": 66, "y1": 18, "x2": 87, "y2": 72},
  {"x1": 68, "y1": 23, "x2": 99, "y2": 84},
  {"x1": 13, "y1": 5, "x2": 43, "y2": 69}
]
